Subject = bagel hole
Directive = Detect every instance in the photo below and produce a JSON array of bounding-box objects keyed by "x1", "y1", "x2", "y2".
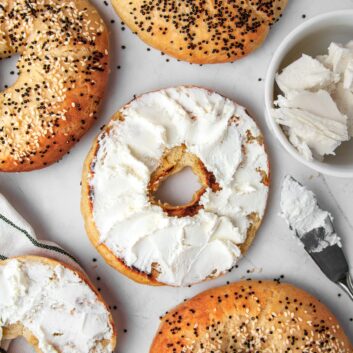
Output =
[
  {"x1": 154, "y1": 167, "x2": 202, "y2": 206},
  {"x1": 7, "y1": 336, "x2": 35, "y2": 353},
  {"x1": 0, "y1": 54, "x2": 20, "y2": 91}
]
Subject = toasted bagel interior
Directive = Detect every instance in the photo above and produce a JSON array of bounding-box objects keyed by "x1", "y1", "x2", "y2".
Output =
[{"x1": 148, "y1": 145, "x2": 221, "y2": 218}]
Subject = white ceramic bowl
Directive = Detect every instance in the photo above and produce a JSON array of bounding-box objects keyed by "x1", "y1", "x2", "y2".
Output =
[{"x1": 265, "y1": 10, "x2": 353, "y2": 178}]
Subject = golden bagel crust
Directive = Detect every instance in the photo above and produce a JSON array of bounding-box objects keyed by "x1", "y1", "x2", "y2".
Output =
[
  {"x1": 150, "y1": 280, "x2": 352, "y2": 353},
  {"x1": 0, "y1": 0, "x2": 109, "y2": 172},
  {"x1": 110, "y1": 0, "x2": 288, "y2": 64},
  {"x1": 81, "y1": 86, "x2": 270, "y2": 286},
  {"x1": 0, "y1": 255, "x2": 117, "y2": 353}
]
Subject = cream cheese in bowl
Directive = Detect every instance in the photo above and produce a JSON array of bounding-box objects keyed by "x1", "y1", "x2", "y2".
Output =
[
  {"x1": 265, "y1": 10, "x2": 353, "y2": 177},
  {"x1": 273, "y1": 42, "x2": 353, "y2": 161}
]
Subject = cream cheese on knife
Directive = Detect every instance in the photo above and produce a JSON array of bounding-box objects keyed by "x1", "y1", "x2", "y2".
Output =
[
  {"x1": 280, "y1": 177, "x2": 353, "y2": 301},
  {"x1": 280, "y1": 176, "x2": 341, "y2": 253}
]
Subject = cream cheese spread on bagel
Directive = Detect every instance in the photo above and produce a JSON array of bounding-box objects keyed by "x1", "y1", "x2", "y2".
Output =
[
  {"x1": 84, "y1": 86, "x2": 269, "y2": 286},
  {"x1": 0, "y1": 257, "x2": 115, "y2": 353}
]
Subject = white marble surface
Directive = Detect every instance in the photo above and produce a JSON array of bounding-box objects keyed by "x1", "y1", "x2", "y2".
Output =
[{"x1": 1, "y1": 0, "x2": 353, "y2": 351}]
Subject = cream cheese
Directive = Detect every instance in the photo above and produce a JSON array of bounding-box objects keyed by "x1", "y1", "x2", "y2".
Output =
[
  {"x1": 273, "y1": 42, "x2": 353, "y2": 161},
  {"x1": 0, "y1": 259, "x2": 114, "y2": 353},
  {"x1": 325, "y1": 42, "x2": 353, "y2": 74},
  {"x1": 332, "y1": 82, "x2": 353, "y2": 136},
  {"x1": 276, "y1": 54, "x2": 339, "y2": 95},
  {"x1": 280, "y1": 176, "x2": 341, "y2": 253},
  {"x1": 90, "y1": 86, "x2": 269, "y2": 286},
  {"x1": 343, "y1": 61, "x2": 353, "y2": 91},
  {"x1": 273, "y1": 90, "x2": 349, "y2": 160}
]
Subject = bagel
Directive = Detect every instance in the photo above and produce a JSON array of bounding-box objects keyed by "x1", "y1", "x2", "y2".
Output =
[
  {"x1": 0, "y1": 256, "x2": 116, "y2": 353},
  {"x1": 110, "y1": 0, "x2": 288, "y2": 64},
  {"x1": 150, "y1": 280, "x2": 352, "y2": 353},
  {"x1": 0, "y1": 0, "x2": 109, "y2": 172},
  {"x1": 81, "y1": 86, "x2": 270, "y2": 286}
]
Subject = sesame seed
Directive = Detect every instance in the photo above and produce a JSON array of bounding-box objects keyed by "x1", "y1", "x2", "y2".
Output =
[{"x1": 0, "y1": 0, "x2": 108, "y2": 169}]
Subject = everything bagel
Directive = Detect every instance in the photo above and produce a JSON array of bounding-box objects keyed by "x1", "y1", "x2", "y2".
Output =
[
  {"x1": 0, "y1": 0, "x2": 109, "y2": 172},
  {"x1": 81, "y1": 86, "x2": 270, "y2": 286},
  {"x1": 111, "y1": 0, "x2": 288, "y2": 64},
  {"x1": 0, "y1": 256, "x2": 117, "y2": 353},
  {"x1": 150, "y1": 281, "x2": 352, "y2": 352}
]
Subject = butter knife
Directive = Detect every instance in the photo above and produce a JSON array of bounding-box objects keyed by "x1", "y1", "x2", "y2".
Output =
[{"x1": 280, "y1": 176, "x2": 353, "y2": 300}]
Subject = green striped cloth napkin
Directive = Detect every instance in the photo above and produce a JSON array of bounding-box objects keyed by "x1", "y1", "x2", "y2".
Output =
[{"x1": 0, "y1": 194, "x2": 80, "y2": 352}]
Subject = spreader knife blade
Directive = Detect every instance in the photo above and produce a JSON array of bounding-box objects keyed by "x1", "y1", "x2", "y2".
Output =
[{"x1": 280, "y1": 176, "x2": 353, "y2": 300}]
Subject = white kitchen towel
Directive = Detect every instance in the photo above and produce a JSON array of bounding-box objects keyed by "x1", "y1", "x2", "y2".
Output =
[{"x1": 0, "y1": 193, "x2": 81, "y2": 352}]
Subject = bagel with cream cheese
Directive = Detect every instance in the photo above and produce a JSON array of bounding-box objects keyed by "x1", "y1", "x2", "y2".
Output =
[
  {"x1": 0, "y1": 0, "x2": 109, "y2": 172},
  {"x1": 0, "y1": 256, "x2": 116, "y2": 353},
  {"x1": 150, "y1": 280, "x2": 352, "y2": 353},
  {"x1": 81, "y1": 86, "x2": 270, "y2": 286},
  {"x1": 110, "y1": 0, "x2": 288, "y2": 64}
]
